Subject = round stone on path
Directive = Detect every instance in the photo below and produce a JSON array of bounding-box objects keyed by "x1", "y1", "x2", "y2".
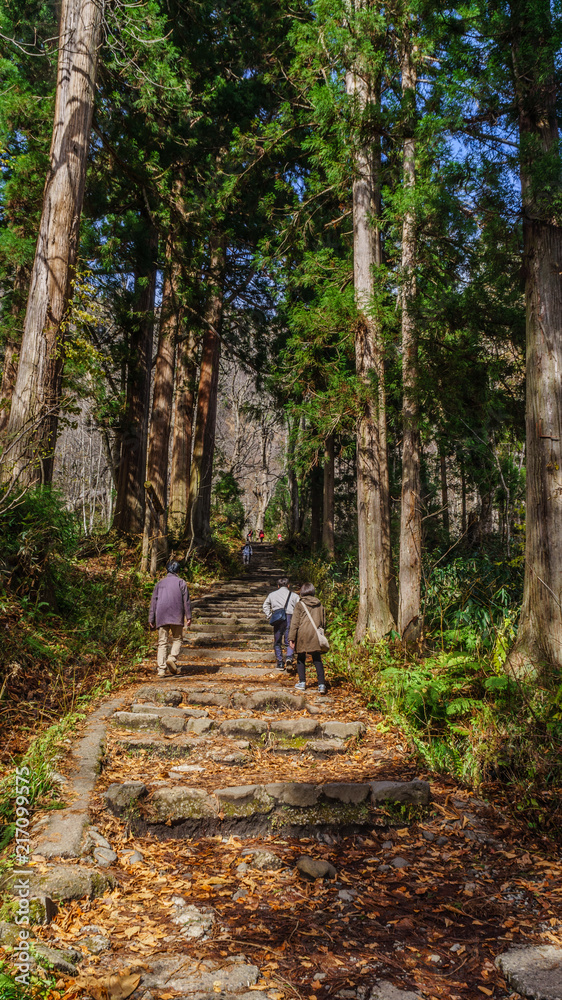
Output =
[
  {"x1": 82, "y1": 934, "x2": 111, "y2": 955},
  {"x1": 371, "y1": 983, "x2": 421, "y2": 1000},
  {"x1": 296, "y1": 856, "x2": 337, "y2": 880},
  {"x1": 94, "y1": 847, "x2": 118, "y2": 867},
  {"x1": 121, "y1": 850, "x2": 144, "y2": 865},
  {"x1": 172, "y1": 903, "x2": 215, "y2": 939},
  {"x1": 391, "y1": 857, "x2": 409, "y2": 869},
  {"x1": 169, "y1": 764, "x2": 205, "y2": 778},
  {"x1": 496, "y1": 944, "x2": 562, "y2": 999}
]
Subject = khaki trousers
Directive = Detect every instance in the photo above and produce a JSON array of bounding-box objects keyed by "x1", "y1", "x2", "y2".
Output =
[{"x1": 157, "y1": 624, "x2": 183, "y2": 670}]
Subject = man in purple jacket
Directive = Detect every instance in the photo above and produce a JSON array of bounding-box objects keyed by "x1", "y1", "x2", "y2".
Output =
[{"x1": 148, "y1": 561, "x2": 192, "y2": 676}]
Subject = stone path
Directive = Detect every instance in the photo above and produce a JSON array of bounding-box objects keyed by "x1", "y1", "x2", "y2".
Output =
[{"x1": 4, "y1": 546, "x2": 562, "y2": 1000}]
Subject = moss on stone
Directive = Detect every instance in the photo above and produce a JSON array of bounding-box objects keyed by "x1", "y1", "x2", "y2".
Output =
[
  {"x1": 271, "y1": 800, "x2": 370, "y2": 830},
  {"x1": 219, "y1": 789, "x2": 274, "y2": 818},
  {"x1": 275, "y1": 736, "x2": 308, "y2": 750}
]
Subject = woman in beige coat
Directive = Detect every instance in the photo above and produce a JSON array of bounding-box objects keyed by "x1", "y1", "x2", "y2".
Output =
[{"x1": 288, "y1": 583, "x2": 327, "y2": 694}]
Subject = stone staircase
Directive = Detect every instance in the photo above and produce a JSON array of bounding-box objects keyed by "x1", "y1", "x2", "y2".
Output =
[
  {"x1": 102, "y1": 546, "x2": 429, "y2": 842},
  {"x1": 11, "y1": 545, "x2": 554, "y2": 1000}
]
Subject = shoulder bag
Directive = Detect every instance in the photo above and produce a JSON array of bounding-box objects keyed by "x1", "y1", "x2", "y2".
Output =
[
  {"x1": 270, "y1": 590, "x2": 292, "y2": 625},
  {"x1": 301, "y1": 602, "x2": 330, "y2": 652}
]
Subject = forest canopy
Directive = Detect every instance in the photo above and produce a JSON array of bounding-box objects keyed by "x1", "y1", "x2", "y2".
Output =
[{"x1": 0, "y1": 0, "x2": 560, "y2": 685}]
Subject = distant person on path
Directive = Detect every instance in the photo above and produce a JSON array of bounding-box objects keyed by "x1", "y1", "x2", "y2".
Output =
[
  {"x1": 247, "y1": 529, "x2": 253, "y2": 542},
  {"x1": 288, "y1": 583, "x2": 327, "y2": 694},
  {"x1": 263, "y1": 576, "x2": 299, "y2": 671},
  {"x1": 277, "y1": 532, "x2": 282, "y2": 542},
  {"x1": 242, "y1": 542, "x2": 253, "y2": 566},
  {"x1": 259, "y1": 529, "x2": 265, "y2": 543},
  {"x1": 149, "y1": 560, "x2": 191, "y2": 677}
]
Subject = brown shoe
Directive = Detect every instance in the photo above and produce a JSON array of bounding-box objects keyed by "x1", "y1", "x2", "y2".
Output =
[{"x1": 166, "y1": 656, "x2": 178, "y2": 674}]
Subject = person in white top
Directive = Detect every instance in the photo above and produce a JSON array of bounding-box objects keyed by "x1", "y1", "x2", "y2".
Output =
[{"x1": 262, "y1": 577, "x2": 299, "y2": 671}]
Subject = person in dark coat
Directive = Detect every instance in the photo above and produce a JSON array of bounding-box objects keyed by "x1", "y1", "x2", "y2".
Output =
[
  {"x1": 288, "y1": 583, "x2": 327, "y2": 693},
  {"x1": 149, "y1": 561, "x2": 192, "y2": 676}
]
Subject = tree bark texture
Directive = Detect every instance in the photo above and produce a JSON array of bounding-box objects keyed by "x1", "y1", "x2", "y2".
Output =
[
  {"x1": 0, "y1": 341, "x2": 19, "y2": 440},
  {"x1": 142, "y1": 240, "x2": 180, "y2": 573},
  {"x1": 0, "y1": 266, "x2": 29, "y2": 439},
  {"x1": 187, "y1": 234, "x2": 226, "y2": 549},
  {"x1": 287, "y1": 417, "x2": 300, "y2": 537},
  {"x1": 254, "y1": 418, "x2": 274, "y2": 533},
  {"x1": 440, "y1": 452, "x2": 450, "y2": 543},
  {"x1": 347, "y1": 65, "x2": 395, "y2": 642},
  {"x1": 1, "y1": 0, "x2": 102, "y2": 487},
  {"x1": 112, "y1": 239, "x2": 158, "y2": 537},
  {"x1": 169, "y1": 327, "x2": 198, "y2": 539},
  {"x1": 509, "y1": 0, "x2": 562, "y2": 675},
  {"x1": 322, "y1": 433, "x2": 335, "y2": 557},
  {"x1": 397, "y1": 32, "x2": 421, "y2": 642},
  {"x1": 310, "y1": 461, "x2": 324, "y2": 549}
]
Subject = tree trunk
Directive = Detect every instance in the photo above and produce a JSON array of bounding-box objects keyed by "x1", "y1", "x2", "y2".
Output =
[
  {"x1": 0, "y1": 341, "x2": 19, "y2": 440},
  {"x1": 322, "y1": 433, "x2": 335, "y2": 557},
  {"x1": 141, "y1": 240, "x2": 180, "y2": 574},
  {"x1": 508, "y1": 0, "x2": 562, "y2": 676},
  {"x1": 398, "y1": 31, "x2": 421, "y2": 642},
  {"x1": 347, "y1": 64, "x2": 395, "y2": 642},
  {"x1": 460, "y1": 456, "x2": 467, "y2": 535},
  {"x1": 1, "y1": 0, "x2": 102, "y2": 487},
  {"x1": 0, "y1": 266, "x2": 28, "y2": 439},
  {"x1": 169, "y1": 328, "x2": 198, "y2": 540},
  {"x1": 186, "y1": 234, "x2": 226, "y2": 550},
  {"x1": 310, "y1": 461, "x2": 324, "y2": 549},
  {"x1": 287, "y1": 417, "x2": 300, "y2": 537},
  {"x1": 255, "y1": 419, "x2": 273, "y2": 533},
  {"x1": 112, "y1": 234, "x2": 158, "y2": 536},
  {"x1": 440, "y1": 451, "x2": 450, "y2": 543}
]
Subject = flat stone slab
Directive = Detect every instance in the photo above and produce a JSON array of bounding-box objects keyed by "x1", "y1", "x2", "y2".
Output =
[
  {"x1": 183, "y1": 690, "x2": 230, "y2": 707},
  {"x1": 132, "y1": 704, "x2": 190, "y2": 717},
  {"x1": 3, "y1": 865, "x2": 115, "y2": 906},
  {"x1": 370, "y1": 779, "x2": 430, "y2": 805},
  {"x1": 147, "y1": 787, "x2": 219, "y2": 822},
  {"x1": 271, "y1": 719, "x2": 319, "y2": 737},
  {"x1": 220, "y1": 719, "x2": 269, "y2": 738},
  {"x1": 496, "y1": 945, "x2": 562, "y2": 999},
  {"x1": 179, "y1": 649, "x2": 276, "y2": 662},
  {"x1": 371, "y1": 984, "x2": 421, "y2": 1000},
  {"x1": 321, "y1": 721, "x2": 366, "y2": 739},
  {"x1": 324, "y1": 781, "x2": 371, "y2": 804},
  {"x1": 131, "y1": 780, "x2": 428, "y2": 829},
  {"x1": 112, "y1": 711, "x2": 163, "y2": 731},
  {"x1": 265, "y1": 782, "x2": 320, "y2": 807},
  {"x1": 114, "y1": 736, "x2": 200, "y2": 758},
  {"x1": 307, "y1": 739, "x2": 346, "y2": 754},
  {"x1": 104, "y1": 781, "x2": 148, "y2": 813},
  {"x1": 31, "y1": 693, "x2": 127, "y2": 858},
  {"x1": 185, "y1": 718, "x2": 215, "y2": 735},
  {"x1": 138, "y1": 956, "x2": 260, "y2": 994},
  {"x1": 233, "y1": 689, "x2": 306, "y2": 711},
  {"x1": 215, "y1": 785, "x2": 275, "y2": 816},
  {"x1": 135, "y1": 686, "x2": 183, "y2": 706}
]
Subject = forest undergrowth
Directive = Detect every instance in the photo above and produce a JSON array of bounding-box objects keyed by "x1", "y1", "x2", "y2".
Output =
[
  {"x1": 0, "y1": 489, "x2": 243, "y2": 857},
  {"x1": 283, "y1": 539, "x2": 562, "y2": 841}
]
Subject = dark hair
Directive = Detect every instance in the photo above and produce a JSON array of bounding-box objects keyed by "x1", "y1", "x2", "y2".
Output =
[
  {"x1": 167, "y1": 560, "x2": 180, "y2": 574},
  {"x1": 300, "y1": 582, "x2": 315, "y2": 597},
  {"x1": 277, "y1": 577, "x2": 289, "y2": 588}
]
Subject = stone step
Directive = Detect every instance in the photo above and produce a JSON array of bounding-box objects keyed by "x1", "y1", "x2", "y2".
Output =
[
  {"x1": 182, "y1": 638, "x2": 271, "y2": 650},
  {"x1": 189, "y1": 624, "x2": 269, "y2": 636},
  {"x1": 103, "y1": 778, "x2": 431, "y2": 839},
  {"x1": 179, "y1": 649, "x2": 277, "y2": 663},
  {"x1": 112, "y1": 706, "x2": 364, "y2": 738}
]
